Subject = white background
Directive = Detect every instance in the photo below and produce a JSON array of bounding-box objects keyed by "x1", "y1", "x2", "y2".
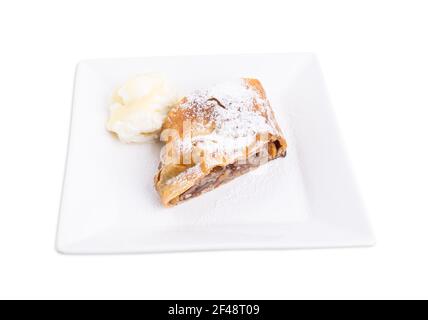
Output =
[{"x1": 0, "y1": 0, "x2": 427, "y2": 300}]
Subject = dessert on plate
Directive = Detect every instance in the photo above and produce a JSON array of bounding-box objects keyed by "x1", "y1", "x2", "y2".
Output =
[
  {"x1": 154, "y1": 78, "x2": 287, "y2": 207},
  {"x1": 106, "y1": 73, "x2": 179, "y2": 143}
]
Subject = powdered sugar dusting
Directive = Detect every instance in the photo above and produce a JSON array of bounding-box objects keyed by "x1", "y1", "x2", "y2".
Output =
[
  {"x1": 170, "y1": 79, "x2": 278, "y2": 162},
  {"x1": 165, "y1": 163, "x2": 203, "y2": 185},
  {"x1": 182, "y1": 79, "x2": 274, "y2": 135}
]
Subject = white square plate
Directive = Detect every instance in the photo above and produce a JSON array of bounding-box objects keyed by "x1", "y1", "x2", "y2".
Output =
[{"x1": 56, "y1": 53, "x2": 375, "y2": 254}]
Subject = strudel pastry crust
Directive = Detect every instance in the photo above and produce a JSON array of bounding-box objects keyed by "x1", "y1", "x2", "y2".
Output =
[{"x1": 154, "y1": 78, "x2": 287, "y2": 207}]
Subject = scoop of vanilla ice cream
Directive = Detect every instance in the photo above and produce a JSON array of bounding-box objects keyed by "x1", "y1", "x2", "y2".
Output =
[{"x1": 107, "y1": 73, "x2": 179, "y2": 143}]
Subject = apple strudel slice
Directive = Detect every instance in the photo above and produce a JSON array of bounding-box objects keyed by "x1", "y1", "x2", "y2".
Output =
[{"x1": 154, "y1": 78, "x2": 287, "y2": 207}]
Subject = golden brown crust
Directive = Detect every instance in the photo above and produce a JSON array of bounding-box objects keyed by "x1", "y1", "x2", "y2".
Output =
[{"x1": 155, "y1": 78, "x2": 287, "y2": 207}]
